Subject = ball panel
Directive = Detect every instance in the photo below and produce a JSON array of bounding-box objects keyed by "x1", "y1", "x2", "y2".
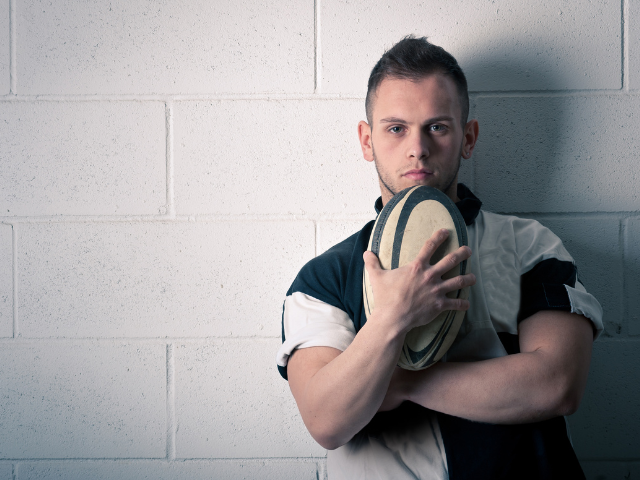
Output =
[
  {"x1": 398, "y1": 200, "x2": 458, "y2": 270},
  {"x1": 362, "y1": 185, "x2": 470, "y2": 370}
]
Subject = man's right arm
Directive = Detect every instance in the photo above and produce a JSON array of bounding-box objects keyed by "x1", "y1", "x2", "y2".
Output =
[
  {"x1": 287, "y1": 229, "x2": 475, "y2": 450},
  {"x1": 287, "y1": 316, "x2": 405, "y2": 449}
]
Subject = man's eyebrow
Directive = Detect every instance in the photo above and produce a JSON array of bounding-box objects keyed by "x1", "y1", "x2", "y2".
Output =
[
  {"x1": 379, "y1": 116, "x2": 408, "y2": 124},
  {"x1": 378, "y1": 115, "x2": 456, "y2": 124}
]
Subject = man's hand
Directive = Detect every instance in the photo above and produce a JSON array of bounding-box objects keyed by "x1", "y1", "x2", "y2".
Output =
[
  {"x1": 288, "y1": 229, "x2": 475, "y2": 449},
  {"x1": 363, "y1": 228, "x2": 476, "y2": 337}
]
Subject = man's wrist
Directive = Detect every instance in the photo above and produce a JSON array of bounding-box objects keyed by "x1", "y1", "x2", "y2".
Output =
[{"x1": 367, "y1": 309, "x2": 412, "y2": 343}]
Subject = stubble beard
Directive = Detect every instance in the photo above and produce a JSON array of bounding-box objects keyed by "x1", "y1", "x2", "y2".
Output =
[{"x1": 371, "y1": 143, "x2": 463, "y2": 201}]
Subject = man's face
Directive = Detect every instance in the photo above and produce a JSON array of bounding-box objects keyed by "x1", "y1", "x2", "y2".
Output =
[{"x1": 358, "y1": 74, "x2": 478, "y2": 206}]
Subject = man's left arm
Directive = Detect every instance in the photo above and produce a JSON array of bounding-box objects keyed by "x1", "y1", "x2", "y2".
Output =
[{"x1": 382, "y1": 310, "x2": 594, "y2": 424}]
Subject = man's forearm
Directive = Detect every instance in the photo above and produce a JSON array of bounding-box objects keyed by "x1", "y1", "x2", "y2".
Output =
[
  {"x1": 288, "y1": 233, "x2": 474, "y2": 449},
  {"x1": 288, "y1": 311, "x2": 406, "y2": 450},
  {"x1": 391, "y1": 311, "x2": 594, "y2": 424},
  {"x1": 403, "y1": 353, "x2": 572, "y2": 423}
]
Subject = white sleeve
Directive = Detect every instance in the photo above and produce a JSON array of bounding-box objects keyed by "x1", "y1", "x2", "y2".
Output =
[
  {"x1": 512, "y1": 217, "x2": 574, "y2": 274},
  {"x1": 511, "y1": 217, "x2": 604, "y2": 336},
  {"x1": 566, "y1": 281, "x2": 604, "y2": 339},
  {"x1": 276, "y1": 292, "x2": 356, "y2": 370}
]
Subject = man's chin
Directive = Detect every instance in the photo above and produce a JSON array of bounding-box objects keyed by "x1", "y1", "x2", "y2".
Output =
[{"x1": 402, "y1": 177, "x2": 440, "y2": 192}]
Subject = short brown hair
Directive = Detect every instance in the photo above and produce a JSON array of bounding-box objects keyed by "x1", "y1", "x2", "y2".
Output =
[{"x1": 365, "y1": 36, "x2": 469, "y2": 126}]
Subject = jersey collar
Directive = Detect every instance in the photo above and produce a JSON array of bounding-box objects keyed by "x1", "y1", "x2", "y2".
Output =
[{"x1": 374, "y1": 183, "x2": 482, "y2": 226}]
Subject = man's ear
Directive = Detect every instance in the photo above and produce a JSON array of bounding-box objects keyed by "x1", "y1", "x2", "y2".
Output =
[
  {"x1": 461, "y1": 119, "x2": 479, "y2": 159},
  {"x1": 358, "y1": 120, "x2": 374, "y2": 162}
]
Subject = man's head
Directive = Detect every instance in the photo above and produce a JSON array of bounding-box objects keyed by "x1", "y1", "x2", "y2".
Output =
[
  {"x1": 365, "y1": 36, "x2": 469, "y2": 127},
  {"x1": 358, "y1": 36, "x2": 478, "y2": 206}
]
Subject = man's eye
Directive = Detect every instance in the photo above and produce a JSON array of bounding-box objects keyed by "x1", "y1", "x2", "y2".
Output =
[
  {"x1": 430, "y1": 124, "x2": 445, "y2": 132},
  {"x1": 389, "y1": 126, "x2": 404, "y2": 133}
]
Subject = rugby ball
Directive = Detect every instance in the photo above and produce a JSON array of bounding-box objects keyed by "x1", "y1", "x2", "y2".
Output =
[{"x1": 363, "y1": 185, "x2": 470, "y2": 370}]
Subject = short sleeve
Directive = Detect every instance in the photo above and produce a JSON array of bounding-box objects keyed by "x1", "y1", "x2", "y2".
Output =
[
  {"x1": 276, "y1": 292, "x2": 356, "y2": 380},
  {"x1": 512, "y1": 217, "x2": 603, "y2": 336},
  {"x1": 566, "y1": 281, "x2": 604, "y2": 338}
]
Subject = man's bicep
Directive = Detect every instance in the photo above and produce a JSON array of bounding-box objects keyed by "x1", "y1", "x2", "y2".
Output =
[
  {"x1": 287, "y1": 346, "x2": 342, "y2": 406},
  {"x1": 518, "y1": 310, "x2": 594, "y2": 353},
  {"x1": 518, "y1": 310, "x2": 593, "y2": 412}
]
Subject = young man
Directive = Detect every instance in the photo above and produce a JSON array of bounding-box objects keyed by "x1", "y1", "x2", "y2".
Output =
[{"x1": 276, "y1": 36, "x2": 603, "y2": 479}]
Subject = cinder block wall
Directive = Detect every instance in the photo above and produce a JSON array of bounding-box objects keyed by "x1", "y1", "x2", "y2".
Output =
[{"x1": 1, "y1": 1, "x2": 638, "y2": 479}]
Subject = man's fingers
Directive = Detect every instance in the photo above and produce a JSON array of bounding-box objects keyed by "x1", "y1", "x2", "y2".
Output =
[
  {"x1": 443, "y1": 297, "x2": 471, "y2": 312},
  {"x1": 415, "y1": 228, "x2": 450, "y2": 265},
  {"x1": 431, "y1": 245, "x2": 473, "y2": 276},
  {"x1": 440, "y1": 273, "x2": 476, "y2": 294},
  {"x1": 363, "y1": 250, "x2": 381, "y2": 275}
]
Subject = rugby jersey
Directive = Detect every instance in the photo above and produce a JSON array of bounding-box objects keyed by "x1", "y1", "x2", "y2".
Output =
[{"x1": 276, "y1": 184, "x2": 603, "y2": 480}]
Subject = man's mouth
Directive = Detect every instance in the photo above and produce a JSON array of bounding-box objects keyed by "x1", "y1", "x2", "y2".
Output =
[{"x1": 403, "y1": 169, "x2": 433, "y2": 181}]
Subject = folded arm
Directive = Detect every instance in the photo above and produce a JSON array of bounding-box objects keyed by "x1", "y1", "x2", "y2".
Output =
[
  {"x1": 381, "y1": 309, "x2": 594, "y2": 423},
  {"x1": 287, "y1": 229, "x2": 475, "y2": 450}
]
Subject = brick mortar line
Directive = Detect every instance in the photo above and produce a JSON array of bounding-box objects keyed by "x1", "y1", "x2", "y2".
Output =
[
  {"x1": 9, "y1": 0, "x2": 16, "y2": 94},
  {"x1": 2, "y1": 213, "x2": 637, "y2": 224},
  {"x1": 0, "y1": 337, "x2": 632, "y2": 345},
  {"x1": 5, "y1": 457, "x2": 326, "y2": 463},
  {"x1": 621, "y1": 219, "x2": 628, "y2": 335},
  {"x1": 166, "y1": 344, "x2": 176, "y2": 461},
  {"x1": 165, "y1": 101, "x2": 176, "y2": 218},
  {"x1": 0, "y1": 93, "x2": 359, "y2": 101},
  {"x1": 485, "y1": 212, "x2": 640, "y2": 218},
  {"x1": 0, "y1": 337, "x2": 283, "y2": 344},
  {"x1": 0, "y1": 215, "x2": 377, "y2": 223},
  {"x1": 471, "y1": 89, "x2": 631, "y2": 98},
  {"x1": 623, "y1": 0, "x2": 629, "y2": 91},
  {"x1": 3, "y1": 89, "x2": 640, "y2": 102},
  {"x1": 621, "y1": 218, "x2": 639, "y2": 336},
  {"x1": 11, "y1": 224, "x2": 17, "y2": 338},
  {"x1": 317, "y1": 458, "x2": 327, "y2": 480},
  {"x1": 314, "y1": 0, "x2": 321, "y2": 94}
]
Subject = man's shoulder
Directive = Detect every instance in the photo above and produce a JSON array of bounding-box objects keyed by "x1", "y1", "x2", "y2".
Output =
[
  {"x1": 477, "y1": 210, "x2": 542, "y2": 229},
  {"x1": 475, "y1": 209, "x2": 573, "y2": 272},
  {"x1": 476, "y1": 210, "x2": 563, "y2": 244}
]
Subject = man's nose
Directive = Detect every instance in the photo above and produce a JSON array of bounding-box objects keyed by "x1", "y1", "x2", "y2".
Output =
[{"x1": 406, "y1": 131, "x2": 430, "y2": 159}]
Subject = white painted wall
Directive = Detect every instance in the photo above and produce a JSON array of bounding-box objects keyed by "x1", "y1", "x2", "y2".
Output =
[{"x1": 1, "y1": 1, "x2": 638, "y2": 478}]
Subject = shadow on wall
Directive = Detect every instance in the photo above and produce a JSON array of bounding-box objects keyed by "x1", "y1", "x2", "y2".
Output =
[
  {"x1": 465, "y1": 48, "x2": 566, "y2": 213},
  {"x1": 465, "y1": 42, "x2": 634, "y2": 215},
  {"x1": 463, "y1": 49, "x2": 640, "y2": 473}
]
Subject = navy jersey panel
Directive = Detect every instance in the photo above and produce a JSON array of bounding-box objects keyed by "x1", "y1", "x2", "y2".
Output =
[
  {"x1": 519, "y1": 258, "x2": 577, "y2": 322},
  {"x1": 284, "y1": 220, "x2": 373, "y2": 337}
]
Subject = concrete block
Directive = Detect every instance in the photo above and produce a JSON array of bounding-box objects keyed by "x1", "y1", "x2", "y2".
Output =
[
  {"x1": 580, "y1": 461, "x2": 638, "y2": 480},
  {"x1": 0, "y1": 0, "x2": 8, "y2": 95},
  {"x1": 625, "y1": 218, "x2": 640, "y2": 335},
  {"x1": 17, "y1": 0, "x2": 313, "y2": 95},
  {"x1": 174, "y1": 339, "x2": 325, "y2": 458},
  {"x1": 321, "y1": 0, "x2": 621, "y2": 94},
  {"x1": 629, "y1": 0, "x2": 640, "y2": 91},
  {"x1": 0, "y1": 101, "x2": 166, "y2": 216},
  {"x1": 317, "y1": 219, "x2": 374, "y2": 255},
  {"x1": 0, "y1": 464, "x2": 11, "y2": 480},
  {"x1": 18, "y1": 221, "x2": 314, "y2": 338},
  {"x1": 0, "y1": 224, "x2": 11, "y2": 337},
  {"x1": 569, "y1": 340, "x2": 640, "y2": 459},
  {"x1": 0, "y1": 343, "x2": 165, "y2": 458},
  {"x1": 18, "y1": 460, "x2": 319, "y2": 480},
  {"x1": 473, "y1": 95, "x2": 640, "y2": 213},
  {"x1": 530, "y1": 216, "x2": 622, "y2": 336},
  {"x1": 173, "y1": 100, "x2": 380, "y2": 216}
]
